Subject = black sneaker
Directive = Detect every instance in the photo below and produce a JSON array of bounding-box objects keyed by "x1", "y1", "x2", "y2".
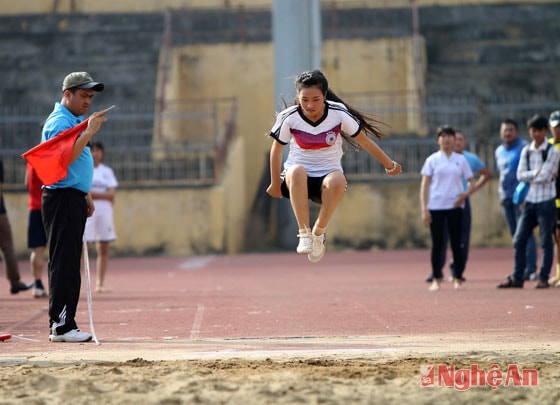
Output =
[
  {"x1": 535, "y1": 279, "x2": 550, "y2": 289},
  {"x1": 10, "y1": 282, "x2": 34, "y2": 295},
  {"x1": 497, "y1": 279, "x2": 523, "y2": 289}
]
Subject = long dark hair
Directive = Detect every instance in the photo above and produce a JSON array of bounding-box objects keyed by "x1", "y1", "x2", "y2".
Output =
[{"x1": 294, "y1": 70, "x2": 385, "y2": 145}]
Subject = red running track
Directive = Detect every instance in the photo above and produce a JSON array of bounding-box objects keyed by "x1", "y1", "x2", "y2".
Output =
[{"x1": 1, "y1": 248, "x2": 559, "y2": 358}]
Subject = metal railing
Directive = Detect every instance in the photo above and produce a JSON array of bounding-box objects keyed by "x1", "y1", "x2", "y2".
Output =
[
  {"x1": 1, "y1": 92, "x2": 558, "y2": 187},
  {"x1": 0, "y1": 99, "x2": 237, "y2": 189},
  {"x1": 341, "y1": 90, "x2": 559, "y2": 181},
  {"x1": 341, "y1": 136, "x2": 507, "y2": 181}
]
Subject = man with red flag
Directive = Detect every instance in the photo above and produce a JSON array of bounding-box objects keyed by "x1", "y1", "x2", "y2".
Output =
[
  {"x1": 41, "y1": 72, "x2": 110, "y2": 342},
  {"x1": 23, "y1": 119, "x2": 89, "y2": 186}
]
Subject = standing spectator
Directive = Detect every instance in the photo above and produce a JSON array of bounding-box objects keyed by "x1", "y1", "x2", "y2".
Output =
[
  {"x1": 431, "y1": 129, "x2": 491, "y2": 282},
  {"x1": 24, "y1": 163, "x2": 48, "y2": 298},
  {"x1": 266, "y1": 70, "x2": 402, "y2": 263},
  {"x1": 497, "y1": 115, "x2": 559, "y2": 289},
  {"x1": 420, "y1": 125, "x2": 474, "y2": 291},
  {"x1": 42, "y1": 71, "x2": 109, "y2": 342},
  {"x1": 0, "y1": 160, "x2": 34, "y2": 295},
  {"x1": 84, "y1": 141, "x2": 118, "y2": 293},
  {"x1": 548, "y1": 110, "x2": 560, "y2": 287},
  {"x1": 494, "y1": 118, "x2": 538, "y2": 281}
]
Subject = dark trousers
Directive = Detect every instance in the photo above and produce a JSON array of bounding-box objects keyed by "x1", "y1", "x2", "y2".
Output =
[
  {"x1": 512, "y1": 199, "x2": 556, "y2": 285},
  {"x1": 0, "y1": 212, "x2": 21, "y2": 287},
  {"x1": 430, "y1": 208, "x2": 464, "y2": 280},
  {"x1": 42, "y1": 188, "x2": 87, "y2": 335},
  {"x1": 502, "y1": 198, "x2": 538, "y2": 276},
  {"x1": 441, "y1": 198, "x2": 471, "y2": 278}
]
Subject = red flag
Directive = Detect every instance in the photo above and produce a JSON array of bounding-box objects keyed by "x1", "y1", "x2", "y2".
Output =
[{"x1": 22, "y1": 119, "x2": 89, "y2": 186}]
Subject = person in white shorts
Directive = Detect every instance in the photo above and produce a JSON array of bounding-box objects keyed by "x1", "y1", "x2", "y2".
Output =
[
  {"x1": 267, "y1": 70, "x2": 402, "y2": 263},
  {"x1": 84, "y1": 141, "x2": 118, "y2": 292}
]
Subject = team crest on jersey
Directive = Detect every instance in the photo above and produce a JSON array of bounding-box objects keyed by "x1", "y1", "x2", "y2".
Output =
[{"x1": 325, "y1": 131, "x2": 337, "y2": 145}]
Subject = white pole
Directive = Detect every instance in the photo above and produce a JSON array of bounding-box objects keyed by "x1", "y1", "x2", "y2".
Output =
[{"x1": 83, "y1": 241, "x2": 100, "y2": 345}]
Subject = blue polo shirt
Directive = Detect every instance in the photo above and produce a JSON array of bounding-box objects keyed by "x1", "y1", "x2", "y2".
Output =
[
  {"x1": 495, "y1": 137, "x2": 527, "y2": 201},
  {"x1": 462, "y1": 150, "x2": 485, "y2": 190},
  {"x1": 42, "y1": 102, "x2": 93, "y2": 193}
]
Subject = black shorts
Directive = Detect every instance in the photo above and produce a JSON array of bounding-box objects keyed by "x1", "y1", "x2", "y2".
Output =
[
  {"x1": 280, "y1": 175, "x2": 327, "y2": 204},
  {"x1": 28, "y1": 209, "x2": 47, "y2": 248},
  {"x1": 556, "y1": 207, "x2": 560, "y2": 229}
]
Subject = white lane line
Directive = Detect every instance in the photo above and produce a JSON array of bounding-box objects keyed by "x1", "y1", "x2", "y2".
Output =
[
  {"x1": 190, "y1": 304, "x2": 205, "y2": 340},
  {"x1": 178, "y1": 256, "x2": 215, "y2": 270},
  {"x1": 10, "y1": 335, "x2": 40, "y2": 342}
]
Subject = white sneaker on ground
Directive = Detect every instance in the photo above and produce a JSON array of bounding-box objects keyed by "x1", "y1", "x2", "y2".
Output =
[
  {"x1": 296, "y1": 229, "x2": 313, "y2": 254},
  {"x1": 308, "y1": 233, "x2": 326, "y2": 263},
  {"x1": 33, "y1": 287, "x2": 48, "y2": 298},
  {"x1": 49, "y1": 329, "x2": 92, "y2": 342},
  {"x1": 429, "y1": 279, "x2": 440, "y2": 291}
]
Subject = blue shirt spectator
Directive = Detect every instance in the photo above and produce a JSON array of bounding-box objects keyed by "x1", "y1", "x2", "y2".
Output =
[
  {"x1": 494, "y1": 119, "x2": 537, "y2": 281},
  {"x1": 495, "y1": 136, "x2": 527, "y2": 201},
  {"x1": 462, "y1": 150, "x2": 485, "y2": 191},
  {"x1": 42, "y1": 102, "x2": 93, "y2": 193}
]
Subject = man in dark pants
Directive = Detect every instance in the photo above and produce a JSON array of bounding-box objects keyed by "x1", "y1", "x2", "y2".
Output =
[
  {"x1": 42, "y1": 72, "x2": 109, "y2": 342},
  {"x1": 0, "y1": 160, "x2": 34, "y2": 295},
  {"x1": 497, "y1": 115, "x2": 560, "y2": 289}
]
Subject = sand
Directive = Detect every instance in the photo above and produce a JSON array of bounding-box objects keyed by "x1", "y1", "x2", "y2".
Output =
[
  {"x1": 1, "y1": 336, "x2": 559, "y2": 404},
  {"x1": 2, "y1": 250, "x2": 559, "y2": 404}
]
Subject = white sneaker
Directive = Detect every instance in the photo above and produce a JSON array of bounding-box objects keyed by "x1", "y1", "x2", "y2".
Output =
[
  {"x1": 49, "y1": 329, "x2": 92, "y2": 342},
  {"x1": 308, "y1": 233, "x2": 326, "y2": 263},
  {"x1": 296, "y1": 229, "x2": 313, "y2": 254},
  {"x1": 429, "y1": 279, "x2": 440, "y2": 291},
  {"x1": 33, "y1": 287, "x2": 48, "y2": 298}
]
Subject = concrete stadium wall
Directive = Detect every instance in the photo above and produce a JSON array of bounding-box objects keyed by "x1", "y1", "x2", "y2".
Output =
[
  {"x1": 5, "y1": 186, "x2": 227, "y2": 257},
  {"x1": 0, "y1": 11, "x2": 423, "y2": 257},
  {"x1": 1, "y1": 2, "x2": 556, "y2": 257},
  {"x1": 1, "y1": 0, "x2": 557, "y2": 15},
  {"x1": 162, "y1": 38, "x2": 420, "y2": 252},
  {"x1": 4, "y1": 178, "x2": 511, "y2": 258}
]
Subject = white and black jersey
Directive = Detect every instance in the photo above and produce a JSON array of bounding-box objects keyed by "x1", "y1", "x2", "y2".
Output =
[{"x1": 269, "y1": 101, "x2": 361, "y2": 177}]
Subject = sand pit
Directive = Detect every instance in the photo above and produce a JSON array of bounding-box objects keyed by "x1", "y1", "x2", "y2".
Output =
[{"x1": 2, "y1": 249, "x2": 559, "y2": 403}]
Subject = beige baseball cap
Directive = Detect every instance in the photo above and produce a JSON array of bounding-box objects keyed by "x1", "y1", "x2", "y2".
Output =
[{"x1": 62, "y1": 71, "x2": 104, "y2": 92}]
